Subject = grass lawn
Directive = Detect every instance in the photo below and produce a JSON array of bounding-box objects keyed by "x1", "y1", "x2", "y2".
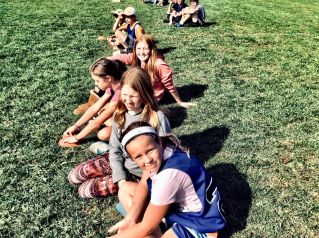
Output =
[{"x1": 1, "y1": 0, "x2": 318, "y2": 237}]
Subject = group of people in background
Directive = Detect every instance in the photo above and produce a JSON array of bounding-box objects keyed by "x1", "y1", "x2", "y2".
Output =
[{"x1": 59, "y1": 1, "x2": 225, "y2": 237}]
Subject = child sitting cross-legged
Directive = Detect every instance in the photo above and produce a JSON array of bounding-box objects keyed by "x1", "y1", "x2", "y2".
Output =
[{"x1": 108, "y1": 121, "x2": 226, "y2": 238}]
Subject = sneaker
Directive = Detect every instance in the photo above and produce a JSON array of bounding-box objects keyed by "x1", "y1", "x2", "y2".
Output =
[
  {"x1": 163, "y1": 19, "x2": 169, "y2": 23},
  {"x1": 89, "y1": 141, "x2": 111, "y2": 155},
  {"x1": 174, "y1": 23, "x2": 183, "y2": 28}
]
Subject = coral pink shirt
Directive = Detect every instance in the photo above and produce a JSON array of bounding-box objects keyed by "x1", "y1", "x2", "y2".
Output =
[{"x1": 108, "y1": 53, "x2": 176, "y2": 101}]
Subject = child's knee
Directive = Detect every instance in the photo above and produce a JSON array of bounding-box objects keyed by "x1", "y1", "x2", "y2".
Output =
[{"x1": 97, "y1": 128, "x2": 111, "y2": 141}]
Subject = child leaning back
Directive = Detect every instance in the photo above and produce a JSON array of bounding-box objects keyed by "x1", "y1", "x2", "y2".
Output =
[{"x1": 108, "y1": 34, "x2": 195, "y2": 108}]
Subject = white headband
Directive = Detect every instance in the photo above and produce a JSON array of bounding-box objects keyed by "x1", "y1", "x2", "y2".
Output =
[{"x1": 121, "y1": 126, "x2": 157, "y2": 149}]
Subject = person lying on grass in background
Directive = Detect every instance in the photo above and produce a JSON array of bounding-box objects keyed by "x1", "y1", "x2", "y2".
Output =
[
  {"x1": 67, "y1": 67, "x2": 171, "y2": 198},
  {"x1": 59, "y1": 58, "x2": 126, "y2": 147},
  {"x1": 97, "y1": 9, "x2": 126, "y2": 51},
  {"x1": 168, "y1": 0, "x2": 187, "y2": 25},
  {"x1": 108, "y1": 121, "x2": 226, "y2": 238},
  {"x1": 108, "y1": 34, "x2": 195, "y2": 108},
  {"x1": 175, "y1": 0, "x2": 206, "y2": 27},
  {"x1": 112, "y1": 7, "x2": 145, "y2": 55}
]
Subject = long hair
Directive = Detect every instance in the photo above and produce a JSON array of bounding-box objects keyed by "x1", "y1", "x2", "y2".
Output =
[
  {"x1": 113, "y1": 67, "x2": 163, "y2": 129},
  {"x1": 131, "y1": 34, "x2": 163, "y2": 85},
  {"x1": 90, "y1": 58, "x2": 127, "y2": 82}
]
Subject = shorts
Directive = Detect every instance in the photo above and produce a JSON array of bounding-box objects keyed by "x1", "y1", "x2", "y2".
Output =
[{"x1": 172, "y1": 224, "x2": 216, "y2": 238}]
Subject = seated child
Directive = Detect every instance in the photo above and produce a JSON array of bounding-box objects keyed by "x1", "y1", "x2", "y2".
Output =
[
  {"x1": 97, "y1": 9, "x2": 125, "y2": 51},
  {"x1": 163, "y1": 0, "x2": 177, "y2": 23},
  {"x1": 108, "y1": 121, "x2": 226, "y2": 238},
  {"x1": 168, "y1": 0, "x2": 187, "y2": 25},
  {"x1": 175, "y1": 0, "x2": 205, "y2": 27},
  {"x1": 59, "y1": 58, "x2": 126, "y2": 147},
  {"x1": 113, "y1": 7, "x2": 145, "y2": 54},
  {"x1": 108, "y1": 34, "x2": 195, "y2": 108}
]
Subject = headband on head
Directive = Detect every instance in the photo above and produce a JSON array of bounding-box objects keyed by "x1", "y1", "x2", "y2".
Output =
[{"x1": 121, "y1": 126, "x2": 157, "y2": 150}]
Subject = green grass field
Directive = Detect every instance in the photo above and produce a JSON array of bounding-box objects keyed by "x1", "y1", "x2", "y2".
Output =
[{"x1": 1, "y1": 0, "x2": 318, "y2": 237}]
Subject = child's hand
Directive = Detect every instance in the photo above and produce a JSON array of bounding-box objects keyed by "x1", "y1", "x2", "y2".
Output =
[
  {"x1": 178, "y1": 101, "x2": 196, "y2": 109},
  {"x1": 63, "y1": 125, "x2": 80, "y2": 138},
  {"x1": 108, "y1": 217, "x2": 134, "y2": 234},
  {"x1": 97, "y1": 36, "x2": 107, "y2": 41}
]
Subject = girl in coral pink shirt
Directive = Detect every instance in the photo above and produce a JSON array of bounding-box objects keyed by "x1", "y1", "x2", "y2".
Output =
[{"x1": 109, "y1": 34, "x2": 195, "y2": 108}]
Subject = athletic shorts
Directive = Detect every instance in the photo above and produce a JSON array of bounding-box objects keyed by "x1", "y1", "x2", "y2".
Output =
[{"x1": 172, "y1": 224, "x2": 216, "y2": 238}]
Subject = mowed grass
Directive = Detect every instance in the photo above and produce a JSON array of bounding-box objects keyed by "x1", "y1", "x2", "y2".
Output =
[{"x1": 0, "y1": 0, "x2": 318, "y2": 237}]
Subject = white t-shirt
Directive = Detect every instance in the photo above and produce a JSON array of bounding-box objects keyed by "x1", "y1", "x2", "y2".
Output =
[{"x1": 150, "y1": 148, "x2": 203, "y2": 212}]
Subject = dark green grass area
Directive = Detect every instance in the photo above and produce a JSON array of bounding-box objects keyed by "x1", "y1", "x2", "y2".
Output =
[{"x1": 0, "y1": 0, "x2": 318, "y2": 237}]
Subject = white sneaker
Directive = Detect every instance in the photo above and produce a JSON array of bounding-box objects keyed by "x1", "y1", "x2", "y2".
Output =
[{"x1": 89, "y1": 142, "x2": 111, "y2": 155}]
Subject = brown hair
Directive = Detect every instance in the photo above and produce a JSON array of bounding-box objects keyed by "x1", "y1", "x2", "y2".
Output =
[
  {"x1": 113, "y1": 67, "x2": 163, "y2": 129},
  {"x1": 90, "y1": 58, "x2": 127, "y2": 82},
  {"x1": 131, "y1": 34, "x2": 164, "y2": 85}
]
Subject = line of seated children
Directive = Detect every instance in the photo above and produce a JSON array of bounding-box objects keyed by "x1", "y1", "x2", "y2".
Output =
[
  {"x1": 58, "y1": 58, "x2": 126, "y2": 147},
  {"x1": 67, "y1": 67, "x2": 171, "y2": 198}
]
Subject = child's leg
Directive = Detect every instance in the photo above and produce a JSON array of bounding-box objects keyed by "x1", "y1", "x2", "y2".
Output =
[
  {"x1": 162, "y1": 229, "x2": 178, "y2": 238},
  {"x1": 115, "y1": 30, "x2": 129, "y2": 49},
  {"x1": 180, "y1": 13, "x2": 191, "y2": 25},
  {"x1": 97, "y1": 126, "x2": 112, "y2": 141}
]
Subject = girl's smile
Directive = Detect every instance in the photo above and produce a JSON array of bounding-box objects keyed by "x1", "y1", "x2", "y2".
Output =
[
  {"x1": 136, "y1": 41, "x2": 151, "y2": 63},
  {"x1": 121, "y1": 85, "x2": 142, "y2": 113}
]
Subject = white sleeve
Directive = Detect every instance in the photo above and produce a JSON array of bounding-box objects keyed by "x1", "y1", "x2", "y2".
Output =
[{"x1": 150, "y1": 169, "x2": 187, "y2": 206}]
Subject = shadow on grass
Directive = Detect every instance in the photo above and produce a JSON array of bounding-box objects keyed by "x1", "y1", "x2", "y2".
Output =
[
  {"x1": 160, "y1": 83, "x2": 208, "y2": 105},
  {"x1": 180, "y1": 126, "x2": 230, "y2": 162},
  {"x1": 207, "y1": 164, "x2": 252, "y2": 238},
  {"x1": 158, "y1": 47, "x2": 176, "y2": 55},
  {"x1": 165, "y1": 105, "x2": 187, "y2": 129}
]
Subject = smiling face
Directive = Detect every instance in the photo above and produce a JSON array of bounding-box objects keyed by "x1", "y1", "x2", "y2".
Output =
[
  {"x1": 136, "y1": 41, "x2": 151, "y2": 63},
  {"x1": 126, "y1": 135, "x2": 163, "y2": 173},
  {"x1": 121, "y1": 84, "x2": 142, "y2": 113},
  {"x1": 91, "y1": 73, "x2": 111, "y2": 91}
]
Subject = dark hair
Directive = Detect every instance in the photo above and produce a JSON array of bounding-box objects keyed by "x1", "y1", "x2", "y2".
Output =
[
  {"x1": 90, "y1": 58, "x2": 127, "y2": 82},
  {"x1": 122, "y1": 121, "x2": 189, "y2": 154},
  {"x1": 190, "y1": 0, "x2": 198, "y2": 2}
]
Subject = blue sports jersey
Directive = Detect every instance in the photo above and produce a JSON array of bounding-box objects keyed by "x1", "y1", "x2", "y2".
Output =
[{"x1": 148, "y1": 149, "x2": 226, "y2": 233}]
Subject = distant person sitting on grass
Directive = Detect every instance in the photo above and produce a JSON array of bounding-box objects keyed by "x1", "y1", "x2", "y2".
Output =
[
  {"x1": 97, "y1": 9, "x2": 126, "y2": 51},
  {"x1": 168, "y1": 0, "x2": 187, "y2": 25},
  {"x1": 175, "y1": 0, "x2": 206, "y2": 27},
  {"x1": 58, "y1": 58, "x2": 126, "y2": 147},
  {"x1": 163, "y1": 0, "x2": 177, "y2": 23},
  {"x1": 113, "y1": 7, "x2": 145, "y2": 55},
  {"x1": 107, "y1": 121, "x2": 226, "y2": 238}
]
